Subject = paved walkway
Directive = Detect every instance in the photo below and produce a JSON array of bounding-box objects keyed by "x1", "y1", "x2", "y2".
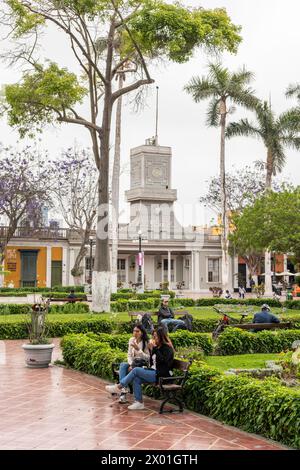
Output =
[{"x1": 0, "y1": 340, "x2": 287, "y2": 450}]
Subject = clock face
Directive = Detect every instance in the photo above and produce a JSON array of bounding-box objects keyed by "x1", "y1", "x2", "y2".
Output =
[{"x1": 151, "y1": 167, "x2": 162, "y2": 178}]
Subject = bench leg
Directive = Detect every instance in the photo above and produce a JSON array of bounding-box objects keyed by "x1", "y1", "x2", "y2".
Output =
[{"x1": 159, "y1": 392, "x2": 184, "y2": 414}]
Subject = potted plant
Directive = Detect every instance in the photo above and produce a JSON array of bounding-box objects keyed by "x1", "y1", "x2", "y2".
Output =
[{"x1": 22, "y1": 299, "x2": 55, "y2": 368}]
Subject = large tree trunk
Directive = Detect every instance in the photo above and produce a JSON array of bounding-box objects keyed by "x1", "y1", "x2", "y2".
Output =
[
  {"x1": 92, "y1": 87, "x2": 112, "y2": 312},
  {"x1": 219, "y1": 100, "x2": 231, "y2": 291},
  {"x1": 111, "y1": 73, "x2": 124, "y2": 293},
  {"x1": 70, "y1": 242, "x2": 88, "y2": 286},
  {"x1": 264, "y1": 148, "x2": 273, "y2": 296}
]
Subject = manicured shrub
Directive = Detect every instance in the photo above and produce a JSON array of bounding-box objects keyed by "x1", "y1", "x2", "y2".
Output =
[
  {"x1": 85, "y1": 330, "x2": 213, "y2": 355},
  {"x1": 217, "y1": 327, "x2": 300, "y2": 355},
  {"x1": 183, "y1": 364, "x2": 300, "y2": 449},
  {"x1": 0, "y1": 304, "x2": 31, "y2": 315},
  {"x1": 195, "y1": 298, "x2": 282, "y2": 308},
  {"x1": 61, "y1": 334, "x2": 126, "y2": 379},
  {"x1": 0, "y1": 302, "x2": 89, "y2": 315}
]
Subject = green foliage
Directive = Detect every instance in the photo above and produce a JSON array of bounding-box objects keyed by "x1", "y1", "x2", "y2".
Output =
[
  {"x1": 184, "y1": 366, "x2": 300, "y2": 448},
  {"x1": 61, "y1": 334, "x2": 126, "y2": 380},
  {"x1": 85, "y1": 330, "x2": 213, "y2": 355},
  {"x1": 7, "y1": 0, "x2": 45, "y2": 36},
  {"x1": 217, "y1": 328, "x2": 300, "y2": 355},
  {"x1": 0, "y1": 316, "x2": 114, "y2": 339},
  {"x1": 230, "y1": 189, "x2": 300, "y2": 258},
  {"x1": 128, "y1": 4, "x2": 241, "y2": 63},
  {"x1": 0, "y1": 302, "x2": 89, "y2": 315},
  {"x1": 5, "y1": 62, "x2": 87, "y2": 137}
]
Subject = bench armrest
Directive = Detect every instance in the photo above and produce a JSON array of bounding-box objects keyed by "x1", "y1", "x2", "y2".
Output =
[{"x1": 158, "y1": 374, "x2": 186, "y2": 389}]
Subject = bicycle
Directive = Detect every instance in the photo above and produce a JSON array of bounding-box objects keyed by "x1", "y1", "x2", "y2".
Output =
[{"x1": 212, "y1": 304, "x2": 253, "y2": 340}]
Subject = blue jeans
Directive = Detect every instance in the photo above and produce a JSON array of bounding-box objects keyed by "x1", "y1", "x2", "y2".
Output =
[
  {"x1": 120, "y1": 367, "x2": 157, "y2": 402},
  {"x1": 161, "y1": 318, "x2": 185, "y2": 332},
  {"x1": 119, "y1": 362, "x2": 130, "y2": 382}
]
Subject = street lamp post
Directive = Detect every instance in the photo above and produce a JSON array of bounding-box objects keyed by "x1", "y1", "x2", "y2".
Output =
[{"x1": 137, "y1": 230, "x2": 143, "y2": 290}]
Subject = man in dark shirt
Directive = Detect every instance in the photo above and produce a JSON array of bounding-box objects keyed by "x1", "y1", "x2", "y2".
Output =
[
  {"x1": 253, "y1": 304, "x2": 280, "y2": 324},
  {"x1": 67, "y1": 289, "x2": 77, "y2": 302},
  {"x1": 157, "y1": 299, "x2": 185, "y2": 332}
]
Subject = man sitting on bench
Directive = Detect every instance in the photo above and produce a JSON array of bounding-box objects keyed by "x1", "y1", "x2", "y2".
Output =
[
  {"x1": 158, "y1": 299, "x2": 186, "y2": 332},
  {"x1": 253, "y1": 303, "x2": 280, "y2": 326},
  {"x1": 67, "y1": 289, "x2": 77, "y2": 302}
]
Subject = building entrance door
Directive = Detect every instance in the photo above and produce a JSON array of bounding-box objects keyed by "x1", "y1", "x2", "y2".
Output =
[
  {"x1": 20, "y1": 250, "x2": 38, "y2": 287},
  {"x1": 51, "y1": 261, "x2": 62, "y2": 287}
]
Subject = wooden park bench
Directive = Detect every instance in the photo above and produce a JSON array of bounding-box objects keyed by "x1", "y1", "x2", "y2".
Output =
[
  {"x1": 128, "y1": 309, "x2": 190, "y2": 322},
  {"x1": 225, "y1": 322, "x2": 292, "y2": 331},
  {"x1": 48, "y1": 296, "x2": 87, "y2": 303},
  {"x1": 112, "y1": 358, "x2": 192, "y2": 414}
]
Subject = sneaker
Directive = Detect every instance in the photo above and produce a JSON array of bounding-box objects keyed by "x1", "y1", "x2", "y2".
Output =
[
  {"x1": 128, "y1": 401, "x2": 145, "y2": 410},
  {"x1": 118, "y1": 393, "x2": 128, "y2": 404},
  {"x1": 105, "y1": 384, "x2": 120, "y2": 394}
]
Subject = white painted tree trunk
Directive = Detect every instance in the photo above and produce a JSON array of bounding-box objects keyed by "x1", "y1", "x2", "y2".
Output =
[
  {"x1": 111, "y1": 73, "x2": 123, "y2": 293},
  {"x1": 92, "y1": 271, "x2": 111, "y2": 312},
  {"x1": 264, "y1": 251, "x2": 273, "y2": 297},
  {"x1": 0, "y1": 274, "x2": 4, "y2": 288},
  {"x1": 264, "y1": 149, "x2": 273, "y2": 297},
  {"x1": 219, "y1": 101, "x2": 231, "y2": 292}
]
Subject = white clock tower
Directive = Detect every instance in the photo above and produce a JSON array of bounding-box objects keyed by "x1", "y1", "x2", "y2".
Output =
[{"x1": 126, "y1": 139, "x2": 182, "y2": 239}]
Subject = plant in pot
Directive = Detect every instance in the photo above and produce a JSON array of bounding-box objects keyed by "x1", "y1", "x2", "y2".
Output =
[{"x1": 22, "y1": 298, "x2": 55, "y2": 368}]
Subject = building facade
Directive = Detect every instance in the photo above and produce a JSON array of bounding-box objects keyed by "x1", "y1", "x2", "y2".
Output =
[{"x1": 1, "y1": 140, "x2": 288, "y2": 292}]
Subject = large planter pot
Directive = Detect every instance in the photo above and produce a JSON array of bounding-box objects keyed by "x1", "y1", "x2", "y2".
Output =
[{"x1": 22, "y1": 343, "x2": 55, "y2": 368}]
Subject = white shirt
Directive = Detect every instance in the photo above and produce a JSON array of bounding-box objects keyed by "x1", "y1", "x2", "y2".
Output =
[{"x1": 127, "y1": 337, "x2": 150, "y2": 365}]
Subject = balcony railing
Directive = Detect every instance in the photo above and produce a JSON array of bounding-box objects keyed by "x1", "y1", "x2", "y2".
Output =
[{"x1": 0, "y1": 226, "x2": 69, "y2": 239}]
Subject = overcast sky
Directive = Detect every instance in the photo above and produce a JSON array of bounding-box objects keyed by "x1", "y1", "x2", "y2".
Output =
[{"x1": 0, "y1": 0, "x2": 300, "y2": 227}]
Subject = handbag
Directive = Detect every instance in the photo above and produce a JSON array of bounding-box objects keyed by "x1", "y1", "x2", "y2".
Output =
[{"x1": 131, "y1": 357, "x2": 149, "y2": 368}]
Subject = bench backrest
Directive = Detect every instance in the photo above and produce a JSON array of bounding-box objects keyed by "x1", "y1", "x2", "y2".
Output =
[
  {"x1": 172, "y1": 359, "x2": 192, "y2": 373},
  {"x1": 227, "y1": 322, "x2": 291, "y2": 330}
]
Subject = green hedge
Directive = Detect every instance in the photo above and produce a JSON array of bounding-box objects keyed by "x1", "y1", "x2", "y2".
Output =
[
  {"x1": 86, "y1": 330, "x2": 213, "y2": 355},
  {"x1": 0, "y1": 317, "x2": 114, "y2": 340},
  {"x1": 61, "y1": 334, "x2": 300, "y2": 448},
  {"x1": 217, "y1": 327, "x2": 300, "y2": 355},
  {"x1": 61, "y1": 334, "x2": 126, "y2": 380},
  {"x1": 0, "y1": 302, "x2": 89, "y2": 315},
  {"x1": 183, "y1": 364, "x2": 300, "y2": 448}
]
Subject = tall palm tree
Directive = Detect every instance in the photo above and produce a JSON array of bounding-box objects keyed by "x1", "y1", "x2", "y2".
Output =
[
  {"x1": 226, "y1": 100, "x2": 300, "y2": 293},
  {"x1": 184, "y1": 63, "x2": 258, "y2": 291}
]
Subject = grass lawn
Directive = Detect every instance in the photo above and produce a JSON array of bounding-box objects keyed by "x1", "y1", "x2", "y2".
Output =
[
  {"x1": 203, "y1": 353, "x2": 287, "y2": 371},
  {"x1": 0, "y1": 305, "x2": 298, "y2": 324}
]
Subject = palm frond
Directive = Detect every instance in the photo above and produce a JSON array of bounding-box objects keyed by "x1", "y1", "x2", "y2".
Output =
[
  {"x1": 208, "y1": 62, "x2": 229, "y2": 93},
  {"x1": 184, "y1": 76, "x2": 218, "y2": 102},
  {"x1": 206, "y1": 99, "x2": 220, "y2": 127},
  {"x1": 277, "y1": 108, "x2": 300, "y2": 132},
  {"x1": 286, "y1": 83, "x2": 300, "y2": 101},
  {"x1": 226, "y1": 119, "x2": 261, "y2": 139}
]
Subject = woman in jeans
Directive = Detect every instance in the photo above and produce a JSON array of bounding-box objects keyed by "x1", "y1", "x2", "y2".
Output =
[
  {"x1": 117, "y1": 323, "x2": 150, "y2": 403},
  {"x1": 105, "y1": 326, "x2": 174, "y2": 410}
]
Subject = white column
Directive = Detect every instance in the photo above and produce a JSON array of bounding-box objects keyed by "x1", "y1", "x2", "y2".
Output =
[
  {"x1": 264, "y1": 251, "x2": 273, "y2": 297},
  {"x1": 69, "y1": 249, "x2": 75, "y2": 285},
  {"x1": 233, "y1": 255, "x2": 239, "y2": 290},
  {"x1": 168, "y1": 250, "x2": 171, "y2": 288},
  {"x1": 46, "y1": 246, "x2": 51, "y2": 288},
  {"x1": 194, "y1": 251, "x2": 201, "y2": 291},
  {"x1": 62, "y1": 247, "x2": 68, "y2": 286},
  {"x1": 283, "y1": 254, "x2": 288, "y2": 284}
]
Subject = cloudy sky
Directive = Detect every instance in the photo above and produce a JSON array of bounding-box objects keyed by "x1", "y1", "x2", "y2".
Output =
[{"x1": 0, "y1": 0, "x2": 300, "y2": 227}]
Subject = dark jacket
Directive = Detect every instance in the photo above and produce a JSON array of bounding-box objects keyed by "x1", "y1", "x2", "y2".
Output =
[
  {"x1": 150, "y1": 343, "x2": 174, "y2": 382},
  {"x1": 253, "y1": 311, "x2": 280, "y2": 324},
  {"x1": 158, "y1": 305, "x2": 174, "y2": 323}
]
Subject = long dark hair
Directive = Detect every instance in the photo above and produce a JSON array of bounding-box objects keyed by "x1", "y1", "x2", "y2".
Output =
[
  {"x1": 133, "y1": 323, "x2": 149, "y2": 352},
  {"x1": 154, "y1": 326, "x2": 174, "y2": 350}
]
